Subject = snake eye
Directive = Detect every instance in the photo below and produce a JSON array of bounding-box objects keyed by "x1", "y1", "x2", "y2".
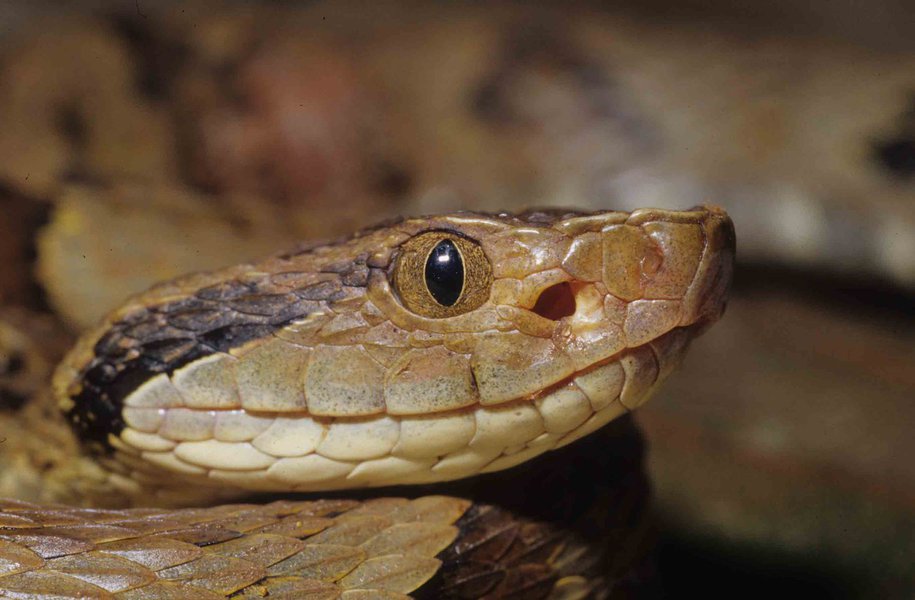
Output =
[{"x1": 394, "y1": 231, "x2": 492, "y2": 318}]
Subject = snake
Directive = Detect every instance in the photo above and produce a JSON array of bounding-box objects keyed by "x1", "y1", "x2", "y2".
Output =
[{"x1": 0, "y1": 205, "x2": 733, "y2": 598}]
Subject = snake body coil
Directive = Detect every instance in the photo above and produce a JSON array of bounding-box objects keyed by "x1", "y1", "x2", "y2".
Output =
[{"x1": 2, "y1": 206, "x2": 734, "y2": 598}]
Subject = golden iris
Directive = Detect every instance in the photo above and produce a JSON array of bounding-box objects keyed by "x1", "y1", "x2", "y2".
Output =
[{"x1": 393, "y1": 231, "x2": 492, "y2": 318}]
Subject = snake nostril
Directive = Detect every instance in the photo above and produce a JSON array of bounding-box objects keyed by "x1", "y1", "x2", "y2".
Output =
[{"x1": 532, "y1": 282, "x2": 576, "y2": 321}]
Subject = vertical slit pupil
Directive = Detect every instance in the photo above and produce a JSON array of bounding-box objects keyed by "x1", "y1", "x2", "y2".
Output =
[{"x1": 425, "y1": 239, "x2": 464, "y2": 306}]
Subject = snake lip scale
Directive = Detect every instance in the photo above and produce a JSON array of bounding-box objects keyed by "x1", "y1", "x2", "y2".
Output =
[{"x1": 2, "y1": 205, "x2": 734, "y2": 598}]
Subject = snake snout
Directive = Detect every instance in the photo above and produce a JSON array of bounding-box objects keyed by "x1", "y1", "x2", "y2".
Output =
[{"x1": 681, "y1": 206, "x2": 736, "y2": 330}]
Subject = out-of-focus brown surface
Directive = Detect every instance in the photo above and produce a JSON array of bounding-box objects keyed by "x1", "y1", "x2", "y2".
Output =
[
  {"x1": 0, "y1": 1, "x2": 912, "y2": 597},
  {"x1": 36, "y1": 184, "x2": 302, "y2": 330},
  {"x1": 1, "y1": 2, "x2": 913, "y2": 289},
  {"x1": 641, "y1": 271, "x2": 915, "y2": 596}
]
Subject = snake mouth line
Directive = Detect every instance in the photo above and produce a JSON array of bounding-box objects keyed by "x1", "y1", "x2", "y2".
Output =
[
  {"x1": 113, "y1": 324, "x2": 685, "y2": 463},
  {"x1": 491, "y1": 325, "x2": 688, "y2": 415},
  {"x1": 103, "y1": 327, "x2": 681, "y2": 496},
  {"x1": 118, "y1": 322, "x2": 686, "y2": 428}
]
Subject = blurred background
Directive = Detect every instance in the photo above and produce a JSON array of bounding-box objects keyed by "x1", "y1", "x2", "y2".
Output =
[{"x1": 0, "y1": 1, "x2": 912, "y2": 597}]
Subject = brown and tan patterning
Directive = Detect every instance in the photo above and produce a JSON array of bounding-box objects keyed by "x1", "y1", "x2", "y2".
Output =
[{"x1": 3, "y1": 206, "x2": 734, "y2": 598}]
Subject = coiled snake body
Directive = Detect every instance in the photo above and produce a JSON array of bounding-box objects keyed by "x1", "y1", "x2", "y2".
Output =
[{"x1": 0, "y1": 206, "x2": 734, "y2": 598}]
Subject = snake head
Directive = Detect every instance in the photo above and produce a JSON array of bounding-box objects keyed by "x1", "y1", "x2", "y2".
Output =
[{"x1": 56, "y1": 206, "x2": 734, "y2": 497}]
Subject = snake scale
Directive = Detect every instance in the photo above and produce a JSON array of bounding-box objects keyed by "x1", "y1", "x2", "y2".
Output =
[{"x1": 0, "y1": 205, "x2": 733, "y2": 598}]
